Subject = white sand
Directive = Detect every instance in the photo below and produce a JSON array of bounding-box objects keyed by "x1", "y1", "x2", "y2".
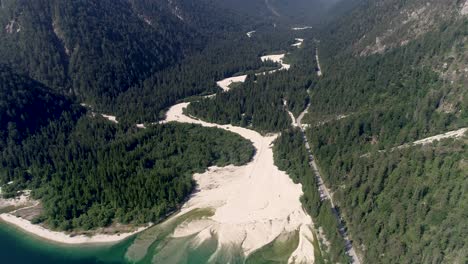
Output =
[
  {"x1": 288, "y1": 225, "x2": 315, "y2": 264},
  {"x1": 291, "y1": 38, "x2": 304, "y2": 48},
  {"x1": 462, "y1": 0, "x2": 468, "y2": 15},
  {"x1": 315, "y1": 48, "x2": 323, "y2": 77},
  {"x1": 283, "y1": 100, "x2": 298, "y2": 127},
  {"x1": 246, "y1": 31, "x2": 256, "y2": 38},
  {"x1": 101, "y1": 114, "x2": 118, "y2": 124},
  {"x1": 292, "y1": 26, "x2": 312, "y2": 31},
  {"x1": 261, "y1": 54, "x2": 291, "y2": 73},
  {"x1": 411, "y1": 127, "x2": 467, "y2": 145},
  {"x1": 0, "y1": 214, "x2": 148, "y2": 244},
  {"x1": 197, "y1": 52, "x2": 293, "y2": 93},
  {"x1": 0, "y1": 191, "x2": 149, "y2": 244},
  {"x1": 80, "y1": 104, "x2": 119, "y2": 124},
  {"x1": 287, "y1": 110, "x2": 297, "y2": 127},
  {"x1": 162, "y1": 102, "x2": 315, "y2": 259},
  {"x1": 296, "y1": 103, "x2": 310, "y2": 129},
  {"x1": 361, "y1": 128, "x2": 467, "y2": 159},
  {"x1": 216, "y1": 75, "x2": 247, "y2": 92},
  {"x1": 0, "y1": 190, "x2": 31, "y2": 210},
  {"x1": 0, "y1": 41, "x2": 315, "y2": 253}
]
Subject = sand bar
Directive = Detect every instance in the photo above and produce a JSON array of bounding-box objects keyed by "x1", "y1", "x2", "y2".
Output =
[
  {"x1": 216, "y1": 75, "x2": 248, "y2": 92},
  {"x1": 162, "y1": 102, "x2": 315, "y2": 259}
]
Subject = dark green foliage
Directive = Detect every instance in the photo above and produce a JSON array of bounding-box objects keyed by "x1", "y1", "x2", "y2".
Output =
[
  {"x1": 113, "y1": 30, "x2": 301, "y2": 124},
  {"x1": 312, "y1": 136, "x2": 468, "y2": 263},
  {"x1": 0, "y1": 64, "x2": 83, "y2": 148},
  {"x1": 302, "y1": 4, "x2": 468, "y2": 263},
  {"x1": 273, "y1": 129, "x2": 350, "y2": 263},
  {"x1": 0, "y1": 0, "x2": 186, "y2": 100},
  {"x1": 186, "y1": 41, "x2": 317, "y2": 133},
  {"x1": 0, "y1": 0, "x2": 70, "y2": 92},
  {"x1": 0, "y1": 0, "x2": 298, "y2": 124},
  {"x1": 0, "y1": 65, "x2": 254, "y2": 231},
  {"x1": 1, "y1": 118, "x2": 254, "y2": 230}
]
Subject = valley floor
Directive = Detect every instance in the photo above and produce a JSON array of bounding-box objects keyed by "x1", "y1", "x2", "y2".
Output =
[
  {"x1": 0, "y1": 42, "x2": 319, "y2": 262},
  {"x1": 160, "y1": 102, "x2": 315, "y2": 261}
]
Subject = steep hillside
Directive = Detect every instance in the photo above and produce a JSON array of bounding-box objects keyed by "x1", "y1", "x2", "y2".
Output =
[
  {"x1": 303, "y1": 1, "x2": 468, "y2": 263},
  {"x1": 129, "y1": 0, "x2": 257, "y2": 35},
  {"x1": 0, "y1": 0, "x2": 188, "y2": 104},
  {"x1": 0, "y1": 64, "x2": 255, "y2": 232},
  {"x1": 268, "y1": 0, "x2": 342, "y2": 24},
  {"x1": 0, "y1": 64, "x2": 83, "y2": 147},
  {"x1": 0, "y1": 0, "x2": 262, "y2": 112},
  {"x1": 322, "y1": 0, "x2": 467, "y2": 59},
  {"x1": 216, "y1": 0, "x2": 344, "y2": 26}
]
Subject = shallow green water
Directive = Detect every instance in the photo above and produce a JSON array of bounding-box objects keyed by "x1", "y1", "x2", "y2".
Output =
[
  {"x1": 0, "y1": 209, "x2": 298, "y2": 264},
  {"x1": 0, "y1": 209, "x2": 231, "y2": 264},
  {"x1": 0, "y1": 220, "x2": 132, "y2": 264}
]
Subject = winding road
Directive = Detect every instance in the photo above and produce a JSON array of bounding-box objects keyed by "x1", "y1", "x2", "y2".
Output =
[{"x1": 291, "y1": 90, "x2": 361, "y2": 264}]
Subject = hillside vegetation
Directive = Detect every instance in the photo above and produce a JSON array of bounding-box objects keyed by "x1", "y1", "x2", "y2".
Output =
[
  {"x1": 0, "y1": 65, "x2": 254, "y2": 231},
  {"x1": 301, "y1": 0, "x2": 468, "y2": 262}
]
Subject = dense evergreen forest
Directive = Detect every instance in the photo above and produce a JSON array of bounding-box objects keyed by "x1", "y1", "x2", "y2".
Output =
[
  {"x1": 309, "y1": 128, "x2": 467, "y2": 263},
  {"x1": 0, "y1": 64, "x2": 254, "y2": 231},
  {"x1": 0, "y1": 0, "x2": 308, "y2": 232},
  {"x1": 300, "y1": 2, "x2": 468, "y2": 262},
  {"x1": 113, "y1": 30, "x2": 297, "y2": 124},
  {"x1": 1, "y1": 0, "x2": 467, "y2": 261},
  {"x1": 310, "y1": 18, "x2": 467, "y2": 139},
  {"x1": 0, "y1": 64, "x2": 83, "y2": 147},
  {"x1": 187, "y1": 40, "x2": 318, "y2": 133},
  {"x1": 0, "y1": 0, "x2": 277, "y2": 120},
  {"x1": 273, "y1": 129, "x2": 349, "y2": 263},
  {"x1": 0, "y1": 0, "x2": 186, "y2": 100},
  {"x1": 2, "y1": 120, "x2": 254, "y2": 230}
]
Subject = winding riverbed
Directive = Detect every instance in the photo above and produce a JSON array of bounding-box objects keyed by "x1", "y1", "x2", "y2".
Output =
[
  {"x1": 0, "y1": 39, "x2": 316, "y2": 263},
  {"x1": 156, "y1": 101, "x2": 315, "y2": 263}
]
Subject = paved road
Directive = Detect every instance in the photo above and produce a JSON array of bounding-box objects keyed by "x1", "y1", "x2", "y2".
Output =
[{"x1": 296, "y1": 104, "x2": 362, "y2": 264}]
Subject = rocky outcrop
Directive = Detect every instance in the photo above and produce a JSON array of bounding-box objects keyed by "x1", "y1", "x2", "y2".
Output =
[{"x1": 462, "y1": 0, "x2": 468, "y2": 15}]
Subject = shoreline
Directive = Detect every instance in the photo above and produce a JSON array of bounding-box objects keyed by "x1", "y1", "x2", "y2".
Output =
[
  {"x1": 161, "y1": 101, "x2": 315, "y2": 260},
  {"x1": 0, "y1": 46, "x2": 312, "y2": 257},
  {"x1": 0, "y1": 213, "x2": 149, "y2": 245}
]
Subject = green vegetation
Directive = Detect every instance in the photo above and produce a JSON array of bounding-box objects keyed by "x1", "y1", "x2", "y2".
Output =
[
  {"x1": 113, "y1": 34, "x2": 288, "y2": 124},
  {"x1": 301, "y1": 2, "x2": 468, "y2": 263},
  {"x1": 0, "y1": 0, "x2": 185, "y2": 99},
  {"x1": 273, "y1": 128, "x2": 350, "y2": 263},
  {"x1": 187, "y1": 41, "x2": 317, "y2": 133},
  {"x1": 312, "y1": 134, "x2": 468, "y2": 263},
  {"x1": 2, "y1": 0, "x2": 467, "y2": 262},
  {"x1": 0, "y1": 64, "x2": 254, "y2": 231},
  {"x1": 0, "y1": 64, "x2": 83, "y2": 147},
  {"x1": 1, "y1": 117, "x2": 254, "y2": 230},
  {"x1": 0, "y1": 0, "x2": 298, "y2": 124}
]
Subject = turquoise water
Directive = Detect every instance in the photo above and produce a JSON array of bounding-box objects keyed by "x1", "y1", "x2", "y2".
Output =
[
  {"x1": 0, "y1": 209, "x2": 299, "y2": 264},
  {"x1": 0, "y1": 209, "x2": 228, "y2": 264},
  {"x1": 0, "y1": 221, "x2": 132, "y2": 264}
]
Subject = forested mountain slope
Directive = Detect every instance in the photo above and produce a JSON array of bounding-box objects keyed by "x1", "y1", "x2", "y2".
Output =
[
  {"x1": 301, "y1": 0, "x2": 468, "y2": 263},
  {"x1": 0, "y1": 0, "x2": 320, "y2": 234},
  {"x1": 0, "y1": 64, "x2": 83, "y2": 147},
  {"x1": 312, "y1": 0, "x2": 467, "y2": 144},
  {"x1": 0, "y1": 0, "x2": 334, "y2": 124},
  {"x1": 216, "y1": 0, "x2": 343, "y2": 26},
  {"x1": 0, "y1": 0, "x2": 263, "y2": 114},
  {"x1": 0, "y1": 0, "x2": 188, "y2": 105},
  {"x1": 0, "y1": 64, "x2": 255, "y2": 232}
]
